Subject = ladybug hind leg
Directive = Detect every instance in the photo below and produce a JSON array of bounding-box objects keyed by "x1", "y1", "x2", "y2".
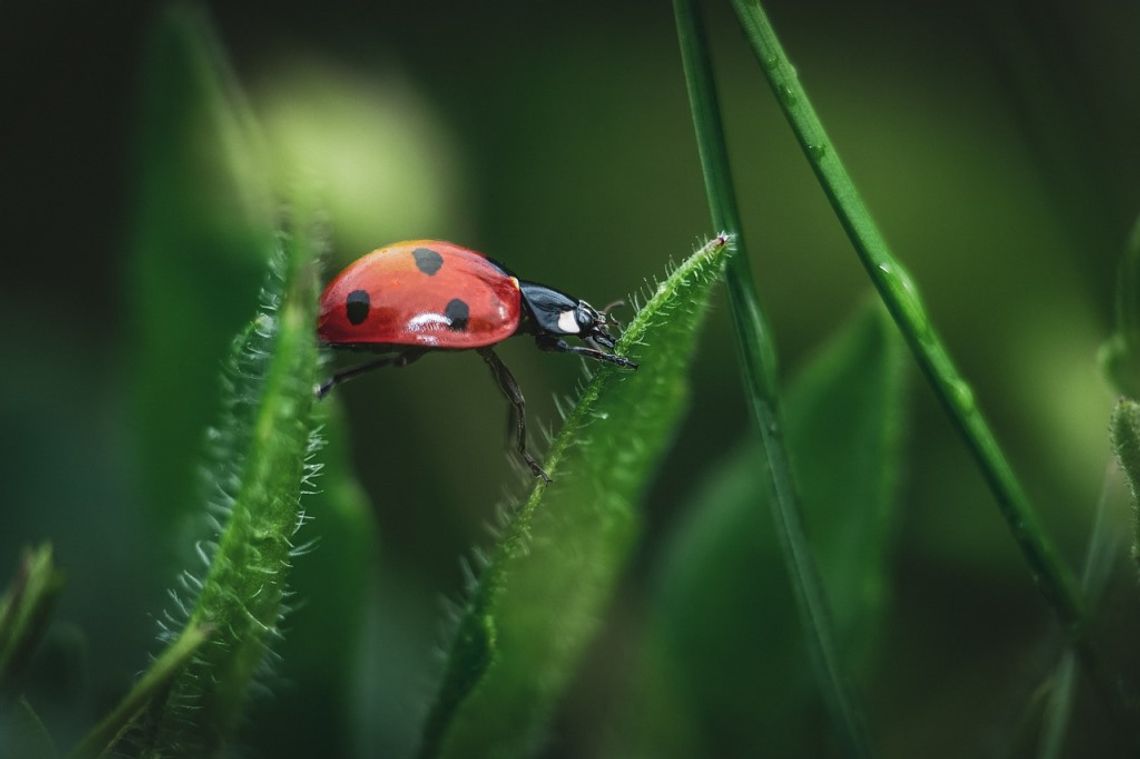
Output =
[{"x1": 478, "y1": 347, "x2": 551, "y2": 483}]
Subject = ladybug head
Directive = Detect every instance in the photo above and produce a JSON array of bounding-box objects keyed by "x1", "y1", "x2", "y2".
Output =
[{"x1": 572, "y1": 299, "x2": 623, "y2": 350}]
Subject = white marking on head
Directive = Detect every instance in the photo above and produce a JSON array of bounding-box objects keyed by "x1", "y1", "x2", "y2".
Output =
[{"x1": 558, "y1": 309, "x2": 580, "y2": 333}]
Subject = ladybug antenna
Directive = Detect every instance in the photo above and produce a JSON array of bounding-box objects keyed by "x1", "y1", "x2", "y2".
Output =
[
  {"x1": 600, "y1": 299, "x2": 628, "y2": 330},
  {"x1": 600, "y1": 299, "x2": 626, "y2": 317}
]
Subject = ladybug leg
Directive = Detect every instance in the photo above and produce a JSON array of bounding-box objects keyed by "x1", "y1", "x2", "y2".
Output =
[
  {"x1": 316, "y1": 349, "x2": 424, "y2": 399},
  {"x1": 477, "y1": 347, "x2": 552, "y2": 483},
  {"x1": 535, "y1": 335, "x2": 639, "y2": 370}
]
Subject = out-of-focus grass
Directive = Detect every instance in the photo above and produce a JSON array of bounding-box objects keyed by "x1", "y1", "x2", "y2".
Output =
[
  {"x1": 0, "y1": 546, "x2": 65, "y2": 699},
  {"x1": 609, "y1": 302, "x2": 907, "y2": 757},
  {"x1": 71, "y1": 623, "x2": 209, "y2": 758},
  {"x1": 127, "y1": 2, "x2": 276, "y2": 554},
  {"x1": 1100, "y1": 218, "x2": 1140, "y2": 399}
]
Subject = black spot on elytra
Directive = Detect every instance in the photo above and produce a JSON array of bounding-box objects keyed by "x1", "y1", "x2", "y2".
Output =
[
  {"x1": 413, "y1": 247, "x2": 444, "y2": 275},
  {"x1": 346, "y1": 290, "x2": 370, "y2": 325},
  {"x1": 445, "y1": 298, "x2": 469, "y2": 331}
]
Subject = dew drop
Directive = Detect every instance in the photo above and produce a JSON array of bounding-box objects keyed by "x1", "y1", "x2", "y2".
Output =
[
  {"x1": 807, "y1": 143, "x2": 828, "y2": 162},
  {"x1": 777, "y1": 83, "x2": 797, "y2": 107},
  {"x1": 762, "y1": 54, "x2": 779, "y2": 70}
]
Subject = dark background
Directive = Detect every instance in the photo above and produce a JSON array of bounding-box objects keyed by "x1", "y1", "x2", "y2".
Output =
[{"x1": 3, "y1": 1, "x2": 1139, "y2": 756}]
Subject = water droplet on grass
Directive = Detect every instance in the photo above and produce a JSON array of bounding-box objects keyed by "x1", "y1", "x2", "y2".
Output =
[
  {"x1": 950, "y1": 380, "x2": 975, "y2": 411},
  {"x1": 876, "y1": 260, "x2": 934, "y2": 343}
]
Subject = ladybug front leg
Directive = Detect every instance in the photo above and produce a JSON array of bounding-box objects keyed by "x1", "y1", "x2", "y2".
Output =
[
  {"x1": 534, "y1": 335, "x2": 639, "y2": 370},
  {"x1": 477, "y1": 347, "x2": 552, "y2": 483},
  {"x1": 316, "y1": 349, "x2": 424, "y2": 399}
]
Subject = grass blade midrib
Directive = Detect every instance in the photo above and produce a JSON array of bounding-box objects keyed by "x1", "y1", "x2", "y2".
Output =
[{"x1": 673, "y1": 1, "x2": 871, "y2": 755}]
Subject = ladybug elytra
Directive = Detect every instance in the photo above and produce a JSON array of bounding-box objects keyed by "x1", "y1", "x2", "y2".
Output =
[{"x1": 316, "y1": 240, "x2": 637, "y2": 481}]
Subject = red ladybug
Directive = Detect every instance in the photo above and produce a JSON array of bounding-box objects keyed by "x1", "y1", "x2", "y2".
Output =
[{"x1": 317, "y1": 240, "x2": 636, "y2": 481}]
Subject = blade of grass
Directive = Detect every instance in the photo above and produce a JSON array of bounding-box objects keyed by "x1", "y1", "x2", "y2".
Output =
[
  {"x1": 244, "y1": 402, "x2": 378, "y2": 759},
  {"x1": 0, "y1": 545, "x2": 65, "y2": 698},
  {"x1": 136, "y1": 200, "x2": 324, "y2": 755},
  {"x1": 418, "y1": 233, "x2": 733, "y2": 758},
  {"x1": 727, "y1": 0, "x2": 1089, "y2": 663},
  {"x1": 673, "y1": 1, "x2": 870, "y2": 754},
  {"x1": 70, "y1": 624, "x2": 211, "y2": 759}
]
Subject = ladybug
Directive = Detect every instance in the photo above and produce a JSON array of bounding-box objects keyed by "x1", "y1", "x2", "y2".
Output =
[{"x1": 316, "y1": 240, "x2": 637, "y2": 481}]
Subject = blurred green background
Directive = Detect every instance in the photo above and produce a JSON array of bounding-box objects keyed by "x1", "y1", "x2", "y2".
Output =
[{"x1": 3, "y1": 0, "x2": 1139, "y2": 756}]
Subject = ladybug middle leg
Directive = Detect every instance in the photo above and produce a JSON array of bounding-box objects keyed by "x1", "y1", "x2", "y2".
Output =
[
  {"x1": 316, "y1": 349, "x2": 425, "y2": 399},
  {"x1": 535, "y1": 335, "x2": 639, "y2": 369},
  {"x1": 477, "y1": 347, "x2": 552, "y2": 483}
]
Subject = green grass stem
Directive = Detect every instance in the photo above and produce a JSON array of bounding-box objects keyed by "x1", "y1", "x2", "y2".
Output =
[
  {"x1": 726, "y1": 0, "x2": 1087, "y2": 646},
  {"x1": 673, "y1": 1, "x2": 870, "y2": 755}
]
